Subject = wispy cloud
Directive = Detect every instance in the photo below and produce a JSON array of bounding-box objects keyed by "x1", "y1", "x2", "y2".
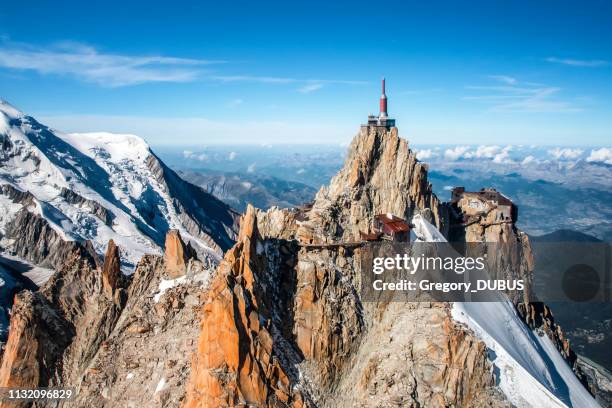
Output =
[
  {"x1": 211, "y1": 75, "x2": 296, "y2": 84},
  {"x1": 488, "y1": 75, "x2": 517, "y2": 85},
  {"x1": 464, "y1": 76, "x2": 582, "y2": 113},
  {"x1": 211, "y1": 74, "x2": 366, "y2": 93},
  {"x1": 0, "y1": 41, "x2": 223, "y2": 87},
  {"x1": 298, "y1": 83, "x2": 324, "y2": 93},
  {"x1": 546, "y1": 57, "x2": 609, "y2": 67},
  {"x1": 0, "y1": 40, "x2": 368, "y2": 91}
]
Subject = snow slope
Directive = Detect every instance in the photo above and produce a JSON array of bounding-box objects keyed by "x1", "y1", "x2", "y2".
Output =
[
  {"x1": 0, "y1": 99, "x2": 238, "y2": 269},
  {"x1": 411, "y1": 214, "x2": 600, "y2": 408}
]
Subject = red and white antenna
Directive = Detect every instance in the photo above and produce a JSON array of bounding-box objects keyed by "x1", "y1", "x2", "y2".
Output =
[{"x1": 379, "y1": 77, "x2": 388, "y2": 118}]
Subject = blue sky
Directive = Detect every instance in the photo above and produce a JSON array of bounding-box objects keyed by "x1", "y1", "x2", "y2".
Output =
[{"x1": 0, "y1": 0, "x2": 611, "y2": 145}]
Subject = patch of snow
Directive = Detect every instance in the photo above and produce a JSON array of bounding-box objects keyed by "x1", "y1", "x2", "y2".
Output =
[
  {"x1": 0, "y1": 195, "x2": 22, "y2": 235},
  {"x1": 153, "y1": 276, "x2": 187, "y2": 303},
  {"x1": 31, "y1": 199, "x2": 80, "y2": 241},
  {"x1": 154, "y1": 377, "x2": 166, "y2": 393},
  {"x1": 126, "y1": 372, "x2": 134, "y2": 380},
  {"x1": 411, "y1": 214, "x2": 446, "y2": 242},
  {"x1": 0, "y1": 253, "x2": 55, "y2": 286}
]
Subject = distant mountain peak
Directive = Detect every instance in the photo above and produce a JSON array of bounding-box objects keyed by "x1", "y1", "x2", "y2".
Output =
[{"x1": 0, "y1": 99, "x2": 239, "y2": 270}]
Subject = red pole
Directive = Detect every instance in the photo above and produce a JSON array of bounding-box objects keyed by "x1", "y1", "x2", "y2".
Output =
[{"x1": 380, "y1": 77, "x2": 388, "y2": 117}]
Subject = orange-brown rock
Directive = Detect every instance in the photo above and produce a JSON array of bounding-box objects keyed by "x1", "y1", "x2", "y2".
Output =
[
  {"x1": 164, "y1": 229, "x2": 196, "y2": 278},
  {"x1": 184, "y1": 205, "x2": 308, "y2": 407},
  {"x1": 102, "y1": 239, "x2": 121, "y2": 299},
  {"x1": 0, "y1": 291, "x2": 72, "y2": 408}
]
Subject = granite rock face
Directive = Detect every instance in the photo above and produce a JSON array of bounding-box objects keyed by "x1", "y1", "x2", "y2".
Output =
[
  {"x1": 184, "y1": 126, "x2": 505, "y2": 407},
  {"x1": 0, "y1": 232, "x2": 213, "y2": 407},
  {"x1": 164, "y1": 230, "x2": 198, "y2": 278},
  {"x1": 185, "y1": 206, "x2": 309, "y2": 407},
  {"x1": 299, "y1": 126, "x2": 447, "y2": 245},
  {"x1": 0, "y1": 291, "x2": 72, "y2": 400},
  {"x1": 4, "y1": 208, "x2": 86, "y2": 270}
]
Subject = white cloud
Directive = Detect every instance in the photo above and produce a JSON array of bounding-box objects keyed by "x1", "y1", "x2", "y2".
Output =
[
  {"x1": 211, "y1": 75, "x2": 366, "y2": 86},
  {"x1": 0, "y1": 40, "x2": 368, "y2": 90},
  {"x1": 183, "y1": 150, "x2": 207, "y2": 161},
  {"x1": 521, "y1": 155, "x2": 537, "y2": 165},
  {"x1": 465, "y1": 145, "x2": 501, "y2": 159},
  {"x1": 492, "y1": 150, "x2": 514, "y2": 164},
  {"x1": 545, "y1": 57, "x2": 609, "y2": 67},
  {"x1": 586, "y1": 147, "x2": 612, "y2": 165},
  {"x1": 246, "y1": 163, "x2": 256, "y2": 173},
  {"x1": 0, "y1": 41, "x2": 222, "y2": 87},
  {"x1": 228, "y1": 151, "x2": 237, "y2": 160},
  {"x1": 444, "y1": 146, "x2": 470, "y2": 160},
  {"x1": 548, "y1": 147, "x2": 584, "y2": 160},
  {"x1": 212, "y1": 75, "x2": 295, "y2": 84},
  {"x1": 415, "y1": 148, "x2": 437, "y2": 160}
]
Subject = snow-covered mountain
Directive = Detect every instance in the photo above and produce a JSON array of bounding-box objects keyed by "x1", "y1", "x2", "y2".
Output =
[{"x1": 0, "y1": 99, "x2": 239, "y2": 270}]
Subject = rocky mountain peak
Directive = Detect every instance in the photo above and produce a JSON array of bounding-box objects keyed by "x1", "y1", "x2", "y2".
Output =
[
  {"x1": 299, "y1": 125, "x2": 444, "y2": 245},
  {"x1": 164, "y1": 229, "x2": 197, "y2": 278},
  {"x1": 184, "y1": 204, "x2": 308, "y2": 407},
  {"x1": 102, "y1": 240, "x2": 121, "y2": 299}
]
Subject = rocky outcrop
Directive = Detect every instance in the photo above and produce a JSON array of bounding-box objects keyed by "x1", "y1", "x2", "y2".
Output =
[
  {"x1": 333, "y1": 303, "x2": 505, "y2": 407},
  {"x1": 67, "y1": 253, "x2": 210, "y2": 407},
  {"x1": 164, "y1": 230, "x2": 197, "y2": 278},
  {"x1": 184, "y1": 206, "x2": 309, "y2": 407},
  {"x1": 0, "y1": 291, "x2": 73, "y2": 405},
  {"x1": 449, "y1": 199, "x2": 534, "y2": 304},
  {"x1": 577, "y1": 357, "x2": 612, "y2": 407},
  {"x1": 102, "y1": 240, "x2": 122, "y2": 299},
  {"x1": 450, "y1": 188, "x2": 598, "y2": 399},
  {"x1": 59, "y1": 187, "x2": 114, "y2": 226},
  {"x1": 1, "y1": 184, "x2": 34, "y2": 207},
  {"x1": 4, "y1": 208, "x2": 88, "y2": 269},
  {"x1": 301, "y1": 126, "x2": 446, "y2": 245},
  {"x1": 184, "y1": 125, "x2": 505, "y2": 407}
]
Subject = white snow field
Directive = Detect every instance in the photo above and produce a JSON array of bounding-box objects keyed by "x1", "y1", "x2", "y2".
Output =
[
  {"x1": 0, "y1": 99, "x2": 234, "y2": 269},
  {"x1": 411, "y1": 214, "x2": 600, "y2": 408}
]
